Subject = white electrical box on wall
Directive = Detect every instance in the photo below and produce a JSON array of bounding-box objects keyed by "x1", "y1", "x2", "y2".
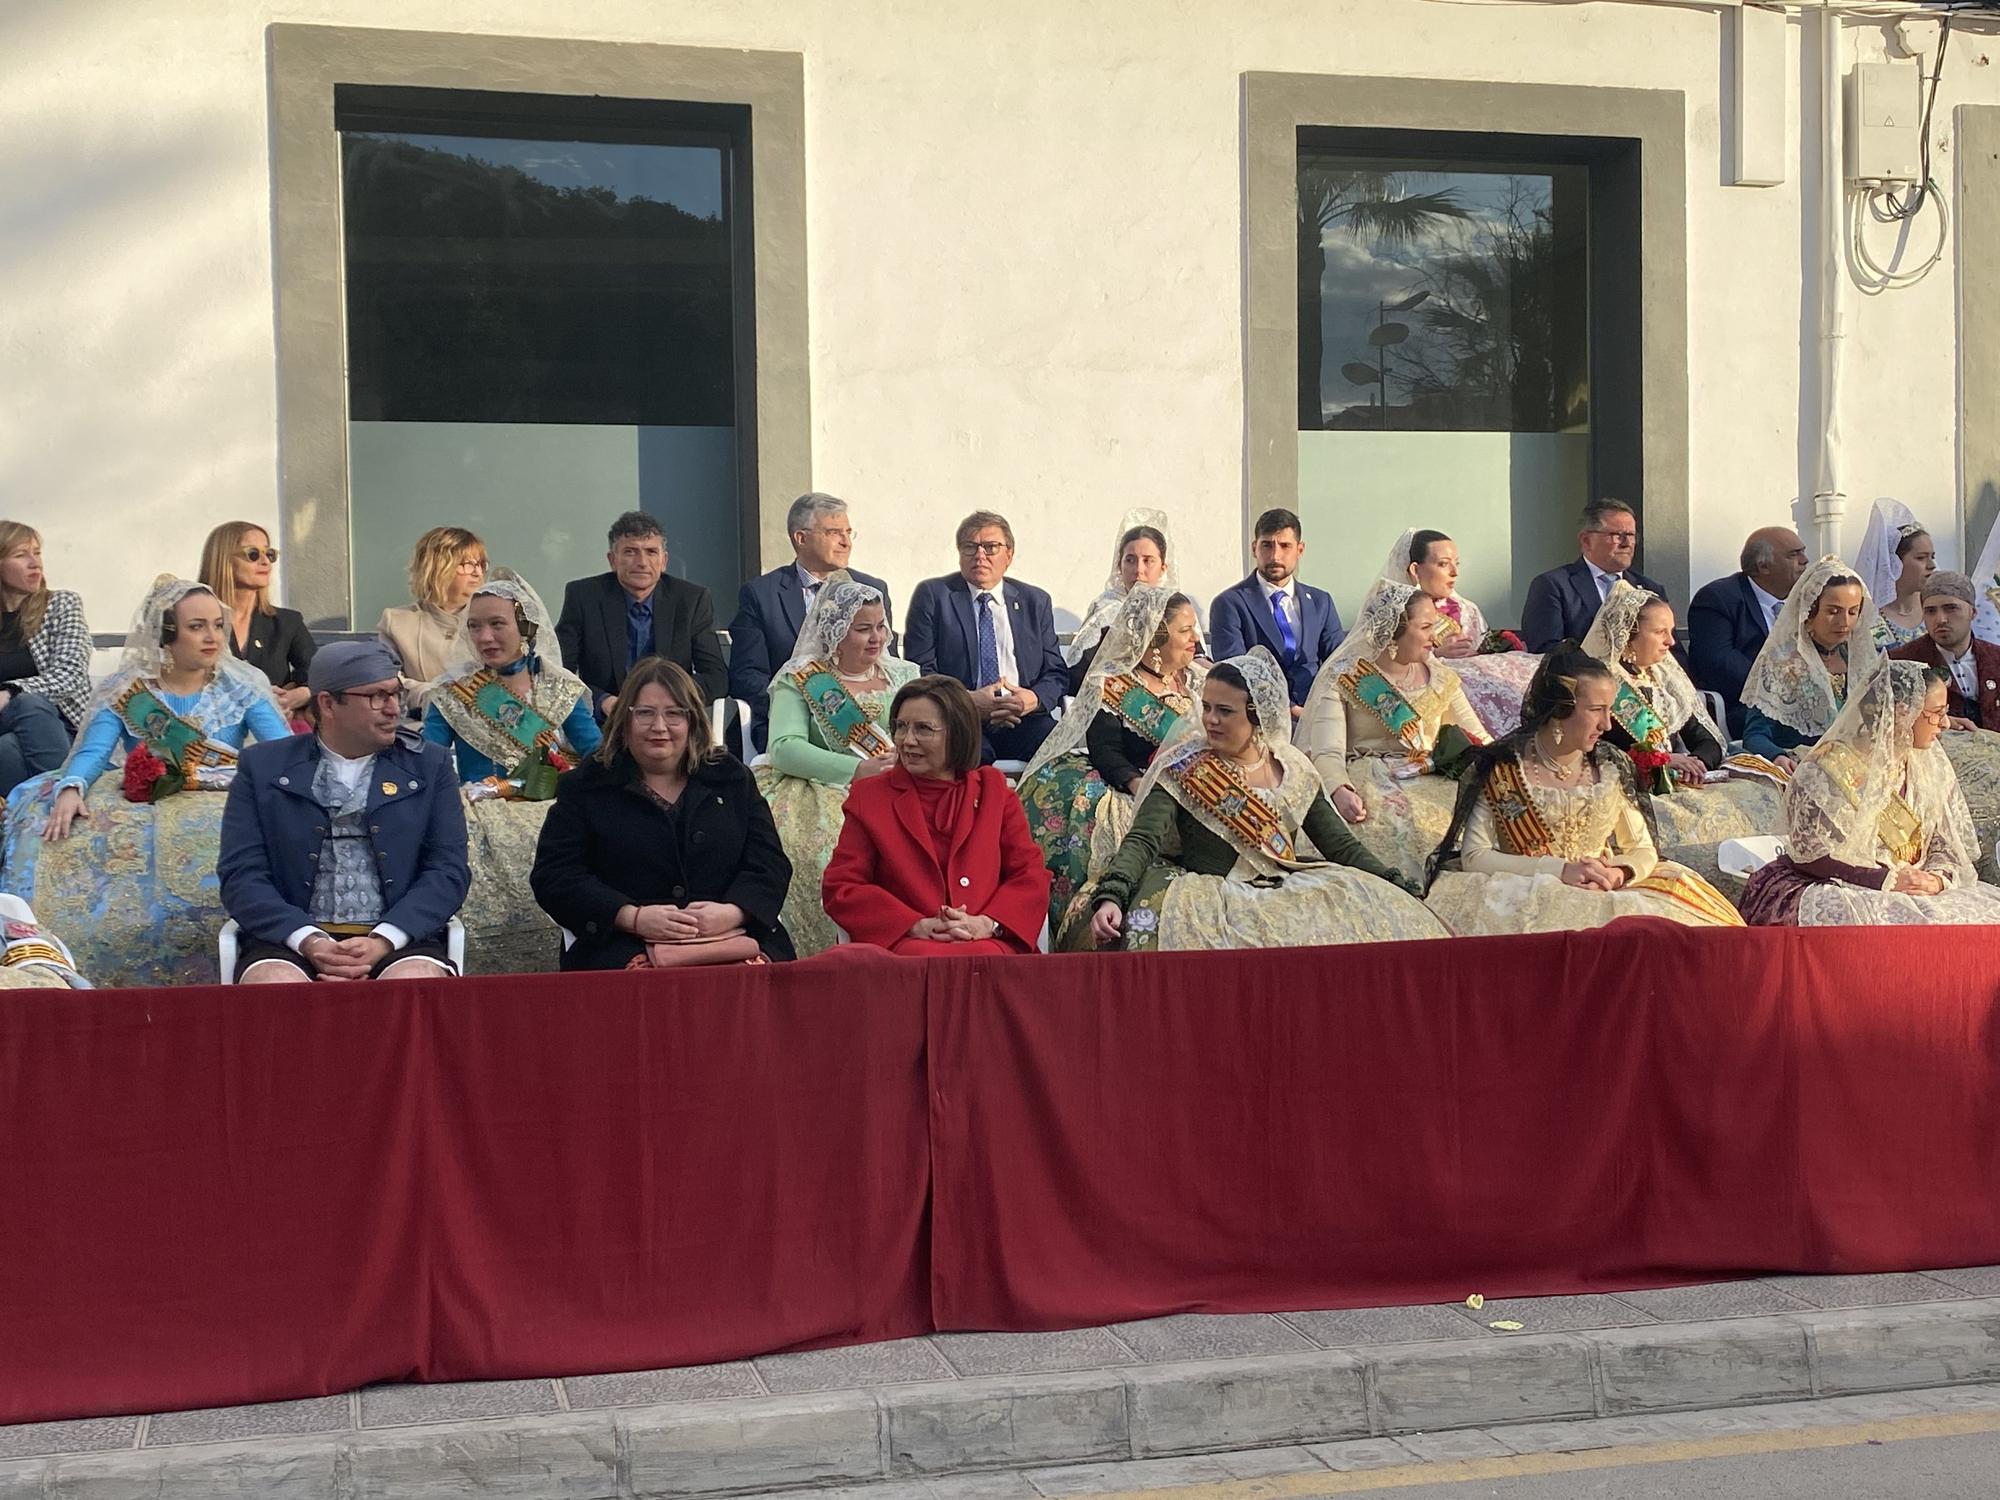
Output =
[{"x1": 1846, "y1": 61, "x2": 1923, "y2": 184}]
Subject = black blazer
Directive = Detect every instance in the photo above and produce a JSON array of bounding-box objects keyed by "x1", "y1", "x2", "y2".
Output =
[
  {"x1": 230, "y1": 607, "x2": 317, "y2": 693},
  {"x1": 1688, "y1": 572, "x2": 1770, "y2": 738},
  {"x1": 555, "y1": 573, "x2": 728, "y2": 711},
  {"x1": 1520, "y1": 559, "x2": 1670, "y2": 653},
  {"x1": 727, "y1": 563, "x2": 894, "y2": 751},
  {"x1": 529, "y1": 752, "x2": 794, "y2": 969}
]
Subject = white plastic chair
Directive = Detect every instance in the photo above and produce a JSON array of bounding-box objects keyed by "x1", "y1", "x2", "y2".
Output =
[
  {"x1": 708, "y1": 697, "x2": 752, "y2": 752},
  {"x1": 1717, "y1": 836, "x2": 1786, "y2": 878},
  {"x1": 1700, "y1": 690, "x2": 1731, "y2": 741},
  {"x1": 219, "y1": 917, "x2": 466, "y2": 983}
]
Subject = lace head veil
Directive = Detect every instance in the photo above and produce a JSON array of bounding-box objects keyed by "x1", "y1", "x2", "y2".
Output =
[
  {"x1": 1786, "y1": 658, "x2": 1979, "y2": 879},
  {"x1": 1855, "y1": 498, "x2": 1926, "y2": 607},
  {"x1": 1020, "y1": 584, "x2": 1199, "y2": 783},
  {"x1": 1580, "y1": 579, "x2": 1720, "y2": 743},
  {"x1": 1132, "y1": 645, "x2": 1290, "y2": 807},
  {"x1": 1378, "y1": 528, "x2": 1420, "y2": 587},
  {"x1": 775, "y1": 571, "x2": 901, "y2": 680},
  {"x1": 1325, "y1": 581, "x2": 1422, "y2": 679},
  {"x1": 1065, "y1": 508, "x2": 1179, "y2": 665},
  {"x1": 90, "y1": 574, "x2": 283, "y2": 721},
  {"x1": 454, "y1": 569, "x2": 566, "y2": 676},
  {"x1": 1738, "y1": 555, "x2": 1883, "y2": 735}
]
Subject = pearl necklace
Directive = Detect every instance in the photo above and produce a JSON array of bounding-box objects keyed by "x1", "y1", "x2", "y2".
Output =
[
  {"x1": 1530, "y1": 734, "x2": 1583, "y2": 783},
  {"x1": 835, "y1": 665, "x2": 882, "y2": 684}
]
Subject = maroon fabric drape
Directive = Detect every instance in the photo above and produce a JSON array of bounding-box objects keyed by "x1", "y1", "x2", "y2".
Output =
[
  {"x1": 0, "y1": 956, "x2": 932, "y2": 1424},
  {"x1": 6, "y1": 923, "x2": 2000, "y2": 1425},
  {"x1": 927, "y1": 923, "x2": 2000, "y2": 1328}
]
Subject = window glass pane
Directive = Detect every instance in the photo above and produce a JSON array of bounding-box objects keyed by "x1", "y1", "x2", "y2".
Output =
[
  {"x1": 341, "y1": 131, "x2": 732, "y2": 425},
  {"x1": 1297, "y1": 155, "x2": 1588, "y2": 433}
]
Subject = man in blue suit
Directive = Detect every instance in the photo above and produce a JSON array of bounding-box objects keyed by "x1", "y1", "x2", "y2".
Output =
[
  {"x1": 218, "y1": 641, "x2": 470, "y2": 982},
  {"x1": 904, "y1": 510, "x2": 1068, "y2": 763},
  {"x1": 1206, "y1": 508, "x2": 1344, "y2": 719},
  {"x1": 727, "y1": 492, "x2": 893, "y2": 751},
  {"x1": 1688, "y1": 525, "x2": 1809, "y2": 738},
  {"x1": 1520, "y1": 499, "x2": 1671, "y2": 652}
]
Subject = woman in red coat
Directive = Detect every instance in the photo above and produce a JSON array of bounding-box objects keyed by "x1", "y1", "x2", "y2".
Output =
[{"x1": 822, "y1": 675, "x2": 1051, "y2": 954}]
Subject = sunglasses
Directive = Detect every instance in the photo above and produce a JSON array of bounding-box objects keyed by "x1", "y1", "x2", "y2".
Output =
[{"x1": 236, "y1": 547, "x2": 279, "y2": 563}]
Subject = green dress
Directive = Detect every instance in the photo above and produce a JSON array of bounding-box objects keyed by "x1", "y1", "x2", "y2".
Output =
[
  {"x1": 753, "y1": 659, "x2": 918, "y2": 956},
  {"x1": 1062, "y1": 749, "x2": 1446, "y2": 951}
]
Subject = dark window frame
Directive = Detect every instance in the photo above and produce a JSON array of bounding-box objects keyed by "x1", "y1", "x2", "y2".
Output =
[{"x1": 1296, "y1": 124, "x2": 1645, "y2": 555}]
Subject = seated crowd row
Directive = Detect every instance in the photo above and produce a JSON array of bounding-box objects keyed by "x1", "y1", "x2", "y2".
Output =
[{"x1": 0, "y1": 489, "x2": 1990, "y2": 986}]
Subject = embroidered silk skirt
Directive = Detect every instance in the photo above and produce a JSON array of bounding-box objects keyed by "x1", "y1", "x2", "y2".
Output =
[{"x1": 1426, "y1": 860, "x2": 1744, "y2": 936}]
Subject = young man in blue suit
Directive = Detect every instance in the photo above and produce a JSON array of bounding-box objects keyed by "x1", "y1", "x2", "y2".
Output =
[
  {"x1": 727, "y1": 492, "x2": 893, "y2": 752},
  {"x1": 218, "y1": 641, "x2": 470, "y2": 983},
  {"x1": 1206, "y1": 508, "x2": 1344, "y2": 720},
  {"x1": 1519, "y1": 499, "x2": 1671, "y2": 652},
  {"x1": 903, "y1": 510, "x2": 1068, "y2": 763},
  {"x1": 1688, "y1": 526, "x2": 1809, "y2": 737}
]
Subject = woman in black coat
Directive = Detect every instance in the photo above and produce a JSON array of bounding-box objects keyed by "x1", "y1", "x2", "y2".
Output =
[
  {"x1": 201, "y1": 521, "x2": 317, "y2": 718},
  {"x1": 530, "y1": 657, "x2": 794, "y2": 969}
]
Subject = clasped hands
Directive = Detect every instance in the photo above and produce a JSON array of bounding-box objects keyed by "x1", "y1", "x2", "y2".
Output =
[
  {"x1": 974, "y1": 680, "x2": 1037, "y2": 728},
  {"x1": 1887, "y1": 864, "x2": 1946, "y2": 896},
  {"x1": 299, "y1": 930, "x2": 394, "y2": 980},
  {"x1": 623, "y1": 900, "x2": 744, "y2": 943},
  {"x1": 908, "y1": 906, "x2": 1001, "y2": 942},
  {"x1": 1559, "y1": 856, "x2": 1628, "y2": 891}
]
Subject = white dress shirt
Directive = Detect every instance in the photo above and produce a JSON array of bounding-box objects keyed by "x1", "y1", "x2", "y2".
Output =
[
  {"x1": 1749, "y1": 578, "x2": 1785, "y2": 629},
  {"x1": 796, "y1": 562, "x2": 827, "y2": 612},
  {"x1": 1587, "y1": 561, "x2": 1625, "y2": 602},
  {"x1": 1256, "y1": 575, "x2": 1299, "y2": 637},
  {"x1": 971, "y1": 582, "x2": 1017, "y2": 685},
  {"x1": 1946, "y1": 642, "x2": 1979, "y2": 701}
]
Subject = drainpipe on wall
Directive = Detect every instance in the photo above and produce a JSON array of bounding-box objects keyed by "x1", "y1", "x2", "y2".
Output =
[{"x1": 1812, "y1": 1, "x2": 1849, "y2": 557}]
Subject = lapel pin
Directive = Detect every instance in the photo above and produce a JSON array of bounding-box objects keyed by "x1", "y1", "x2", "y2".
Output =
[{"x1": 381, "y1": 781, "x2": 398, "y2": 797}]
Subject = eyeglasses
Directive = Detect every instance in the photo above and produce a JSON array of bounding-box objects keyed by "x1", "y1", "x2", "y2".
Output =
[
  {"x1": 333, "y1": 688, "x2": 401, "y2": 711},
  {"x1": 628, "y1": 707, "x2": 690, "y2": 727},
  {"x1": 812, "y1": 527, "x2": 856, "y2": 542},
  {"x1": 456, "y1": 558, "x2": 488, "y2": 573},
  {"x1": 1919, "y1": 705, "x2": 1951, "y2": 726},
  {"x1": 959, "y1": 541, "x2": 1009, "y2": 558},
  {"x1": 892, "y1": 721, "x2": 943, "y2": 739},
  {"x1": 1591, "y1": 530, "x2": 1637, "y2": 544},
  {"x1": 236, "y1": 547, "x2": 279, "y2": 563}
]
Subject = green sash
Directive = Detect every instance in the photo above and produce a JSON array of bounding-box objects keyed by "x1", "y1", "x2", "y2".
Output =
[
  {"x1": 112, "y1": 682, "x2": 236, "y2": 772},
  {"x1": 792, "y1": 661, "x2": 894, "y2": 756},
  {"x1": 1610, "y1": 679, "x2": 1670, "y2": 752},
  {"x1": 1101, "y1": 673, "x2": 1181, "y2": 746},
  {"x1": 447, "y1": 670, "x2": 560, "y2": 758},
  {"x1": 1337, "y1": 657, "x2": 1427, "y2": 758}
]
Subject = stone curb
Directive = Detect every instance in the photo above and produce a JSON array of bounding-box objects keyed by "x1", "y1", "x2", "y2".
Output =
[{"x1": 8, "y1": 1299, "x2": 2000, "y2": 1498}]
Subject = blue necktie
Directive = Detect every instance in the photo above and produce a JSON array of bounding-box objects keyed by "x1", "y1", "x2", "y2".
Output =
[
  {"x1": 1270, "y1": 589, "x2": 1298, "y2": 658},
  {"x1": 976, "y1": 592, "x2": 1000, "y2": 685}
]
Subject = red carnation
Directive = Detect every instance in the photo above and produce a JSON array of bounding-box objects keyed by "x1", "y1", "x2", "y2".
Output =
[
  {"x1": 121, "y1": 744, "x2": 185, "y2": 804},
  {"x1": 1627, "y1": 746, "x2": 1674, "y2": 795}
]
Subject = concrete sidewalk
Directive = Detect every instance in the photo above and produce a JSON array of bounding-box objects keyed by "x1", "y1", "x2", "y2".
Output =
[{"x1": 8, "y1": 1269, "x2": 2000, "y2": 1498}]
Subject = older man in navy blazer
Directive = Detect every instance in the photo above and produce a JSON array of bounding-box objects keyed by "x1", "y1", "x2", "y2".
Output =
[
  {"x1": 1688, "y1": 526, "x2": 1810, "y2": 738},
  {"x1": 727, "y1": 492, "x2": 893, "y2": 752},
  {"x1": 218, "y1": 641, "x2": 470, "y2": 982},
  {"x1": 1207, "y1": 508, "x2": 1343, "y2": 717},
  {"x1": 904, "y1": 510, "x2": 1068, "y2": 763},
  {"x1": 1520, "y1": 500, "x2": 1672, "y2": 653}
]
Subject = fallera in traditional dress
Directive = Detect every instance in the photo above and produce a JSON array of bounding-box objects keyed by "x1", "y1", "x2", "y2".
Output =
[
  {"x1": 754, "y1": 656, "x2": 917, "y2": 956},
  {"x1": 1425, "y1": 747, "x2": 1743, "y2": 936}
]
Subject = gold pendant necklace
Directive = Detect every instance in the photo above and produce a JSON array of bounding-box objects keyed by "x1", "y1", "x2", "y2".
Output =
[{"x1": 1531, "y1": 737, "x2": 1581, "y2": 783}]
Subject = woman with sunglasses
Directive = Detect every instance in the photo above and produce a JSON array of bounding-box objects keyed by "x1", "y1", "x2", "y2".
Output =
[{"x1": 199, "y1": 522, "x2": 317, "y2": 720}]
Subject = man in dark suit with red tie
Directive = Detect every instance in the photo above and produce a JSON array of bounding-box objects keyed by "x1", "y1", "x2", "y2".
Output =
[{"x1": 1889, "y1": 571, "x2": 2000, "y2": 730}]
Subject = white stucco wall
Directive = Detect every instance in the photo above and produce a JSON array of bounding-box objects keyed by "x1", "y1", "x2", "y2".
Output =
[{"x1": 0, "y1": 0, "x2": 1991, "y2": 638}]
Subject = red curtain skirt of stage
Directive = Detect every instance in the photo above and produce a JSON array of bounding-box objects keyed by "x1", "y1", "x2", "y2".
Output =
[{"x1": 4, "y1": 924, "x2": 2000, "y2": 1423}]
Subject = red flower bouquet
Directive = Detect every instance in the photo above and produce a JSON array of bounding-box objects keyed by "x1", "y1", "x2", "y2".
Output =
[
  {"x1": 1478, "y1": 628, "x2": 1526, "y2": 655},
  {"x1": 122, "y1": 743, "x2": 186, "y2": 804},
  {"x1": 1626, "y1": 746, "x2": 1674, "y2": 795}
]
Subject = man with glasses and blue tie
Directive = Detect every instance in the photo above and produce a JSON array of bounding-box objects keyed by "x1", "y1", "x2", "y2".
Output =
[
  {"x1": 1207, "y1": 508, "x2": 1344, "y2": 720},
  {"x1": 1521, "y1": 499, "x2": 1672, "y2": 653},
  {"x1": 904, "y1": 511, "x2": 1067, "y2": 764}
]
